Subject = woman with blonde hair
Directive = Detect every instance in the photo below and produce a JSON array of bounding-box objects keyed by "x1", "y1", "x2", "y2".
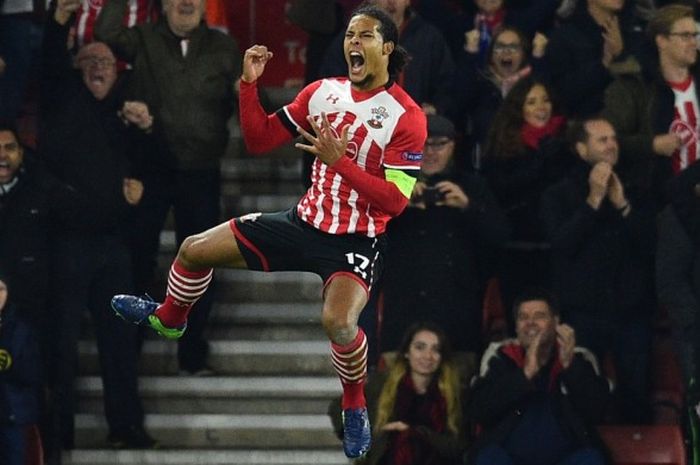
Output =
[{"x1": 329, "y1": 322, "x2": 468, "y2": 464}]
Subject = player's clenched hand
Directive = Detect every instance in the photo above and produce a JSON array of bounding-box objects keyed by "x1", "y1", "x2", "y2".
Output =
[
  {"x1": 296, "y1": 112, "x2": 348, "y2": 167},
  {"x1": 242, "y1": 45, "x2": 273, "y2": 83}
]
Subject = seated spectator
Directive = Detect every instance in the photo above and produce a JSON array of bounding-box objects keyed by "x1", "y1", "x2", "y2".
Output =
[
  {"x1": 380, "y1": 114, "x2": 510, "y2": 379},
  {"x1": 451, "y1": 25, "x2": 549, "y2": 156},
  {"x1": 656, "y1": 160, "x2": 700, "y2": 416},
  {"x1": 541, "y1": 117, "x2": 656, "y2": 423},
  {"x1": 546, "y1": 0, "x2": 642, "y2": 118},
  {"x1": 468, "y1": 289, "x2": 610, "y2": 465},
  {"x1": 0, "y1": 270, "x2": 43, "y2": 465},
  {"x1": 482, "y1": 77, "x2": 570, "y2": 318},
  {"x1": 603, "y1": 4, "x2": 698, "y2": 204},
  {"x1": 329, "y1": 322, "x2": 468, "y2": 465}
]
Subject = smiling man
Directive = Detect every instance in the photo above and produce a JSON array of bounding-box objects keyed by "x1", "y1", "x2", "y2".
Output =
[
  {"x1": 469, "y1": 289, "x2": 610, "y2": 465},
  {"x1": 110, "y1": 4, "x2": 426, "y2": 459}
]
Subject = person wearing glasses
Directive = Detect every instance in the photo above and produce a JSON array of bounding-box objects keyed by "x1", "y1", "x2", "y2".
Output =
[
  {"x1": 603, "y1": 4, "x2": 700, "y2": 204},
  {"x1": 37, "y1": 0, "x2": 157, "y2": 451},
  {"x1": 379, "y1": 114, "x2": 509, "y2": 383}
]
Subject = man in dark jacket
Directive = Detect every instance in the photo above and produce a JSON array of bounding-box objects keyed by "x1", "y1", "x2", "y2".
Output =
[
  {"x1": 470, "y1": 289, "x2": 609, "y2": 465},
  {"x1": 541, "y1": 117, "x2": 656, "y2": 423},
  {"x1": 603, "y1": 4, "x2": 698, "y2": 203},
  {"x1": 95, "y1": 0, "x2": 242, "y2": 375},
  {"x1": 38, "y1": 0, "x2": 155, "y2": 451},
  {"x1": 546, "y1": 0, "x2": 641, "y2": 118},
  {"x1": 380, "y1": 114, "x2": 509, "y2": 379}
]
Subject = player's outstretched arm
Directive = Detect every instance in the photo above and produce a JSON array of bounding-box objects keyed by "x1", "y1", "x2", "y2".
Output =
[{"x1": 239, "y1": 45, "x2": 295, "y2": 155}]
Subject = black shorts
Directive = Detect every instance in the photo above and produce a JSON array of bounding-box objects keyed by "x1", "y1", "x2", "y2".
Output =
[{"x1": 229, "y1": 208, "x2": 386, "y2": 294}]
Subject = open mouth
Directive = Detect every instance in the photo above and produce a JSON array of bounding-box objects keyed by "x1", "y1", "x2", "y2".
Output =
[
  {"x1": 178, "y1": 5, "x2": 195, "y2": 15},
  {"x1": 348, "y1": 52, "x2": 365, "y2": 74}
]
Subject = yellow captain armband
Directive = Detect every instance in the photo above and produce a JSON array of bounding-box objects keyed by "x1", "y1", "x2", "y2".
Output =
[{"x1": 385, "y1": 169, "x2": 417, "y2": 199}]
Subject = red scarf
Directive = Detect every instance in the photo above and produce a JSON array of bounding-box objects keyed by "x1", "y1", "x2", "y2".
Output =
[
  {"x1": 521, "y1": 115, "x2": 566, "y2": 150},
  {"x1": 475, "y1": 8, "x2": 506, "y2": 32},
  {"x1": 387, "y1": 375, "x2": 448, "y2": 465},
  {"x1": 501, "y1": 342, "x2": 564, "y2": 392}
]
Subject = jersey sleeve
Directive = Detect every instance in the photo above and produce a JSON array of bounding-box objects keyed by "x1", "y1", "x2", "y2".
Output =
[
  {"x1": 382, "y1": 107, "x2": 427, "y2": 174},
  {"x1": 276, "y1": 80, "x2": 323, "y2": 134}
]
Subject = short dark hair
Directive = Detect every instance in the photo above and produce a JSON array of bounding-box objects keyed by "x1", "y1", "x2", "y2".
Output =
[
  {"x1": 567, "y1": 116, "x2": 611, "y2": 154},
  {"x1": 646, "y1": 4, "x2": 694, "y2": 44},
  {"x1": 349, "y1": 3, "x2": 411, "y2": 79},
  {"x1": 512, "y1": 288, "x2": 560, "y2": 321},
  {"x1": 0, "y1": 121, "x2": 20, "y2": 144}
]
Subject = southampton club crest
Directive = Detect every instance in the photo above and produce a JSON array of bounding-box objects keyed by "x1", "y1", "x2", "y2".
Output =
[{"x1": 367, "y1": 106, "x2": 390, "y2": 129}]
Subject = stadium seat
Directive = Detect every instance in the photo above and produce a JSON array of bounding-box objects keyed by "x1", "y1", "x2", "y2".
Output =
[{"x1": 598, "y1": 425, "x2": 687, "y2": 465}]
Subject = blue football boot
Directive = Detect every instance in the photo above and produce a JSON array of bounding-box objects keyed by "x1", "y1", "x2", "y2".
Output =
[
  {"x1": 342, "y1": 407, "x2": 371, "y2": 458},
  {"x1": 111, "y1": 294, "x2": 186, "y2": 339}
]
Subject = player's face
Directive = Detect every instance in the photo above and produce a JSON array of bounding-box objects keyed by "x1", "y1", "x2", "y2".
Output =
[
  {"x1": 77, "y1": 42, "x2": 118, "y2": 101},
  {"x1": 522, "y1": 84, "x2": 552, "y2": 128},
  {"x1": 0, "y1": 130, "x2": 24, "y2": 184},
  {"x1": 344, "y1": 14, "x2": 392, "y2": 90},
  {"x1": 405, "y1": 330, "x2": 441, "y2": 377},
  {"x1": 577, "y1": 120, "x2": 619, "y2": 166},
  {"x1": 660, "y1": 17, "x2": 698, "y2": 68},
  {"x1": 164, "y1": 0, "x2": 205, "y2": 37},
  {"x1": 490, "y1": 30, "x2": 525, "y2": 79},
  {"x1": 515, "y1": 300, "x2": 557, "y2": 349}
]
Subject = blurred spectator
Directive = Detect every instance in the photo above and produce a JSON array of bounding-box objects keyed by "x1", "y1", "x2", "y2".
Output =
[
  {"x1": 468, "y1": 289, "x2": 609, "y2": 465},
  {"x1": 95, "y1": 0, "x2": 242, "y2": 375},
  {"x1": 38, "y1": 0, "x2": 155, "y2": 450},
  {"x1": 73, "y1": 0, "x2": 158, "y2": 50},
  {"x1": 483, "y1": 77, "x2": 570, "y2": 321},
  {"x1": 329, "y1": 321, "x2": 468, "y2": 465},
  {"x1": 0, "y1": 0, "x2": 44, "y2": 122},
  {"x1": 319, "y1": 0, "x2": 456, "y2": 115},
  {"x1": 546, "y1": 0, "x2": 642, "y2": 118},
  {"x1": 0, "y1": 270, "x2": 43, "y2": 465},
  {"x1": 603, "y1": 4, "x2": 698, "y2": 204},
  {"x1": 380, "y1": 114, "x2": 510, "y2": 380},
  {"x1": 541, "y1": 117, "x2": 656, "y2": 423},
  {"x1": 656, "y1": 160, "x2": 700, "y2": 418},
  {"x1": 451, "y1": 25, "x2": 549, "y2": 160}
]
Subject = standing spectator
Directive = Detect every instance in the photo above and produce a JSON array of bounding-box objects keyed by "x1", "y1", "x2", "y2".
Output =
[
  {"x1": 603, "y1": 4, "x2": 698, "y2": 204},
  {"x1": 0, "y1": 0, "x2": 44, "y2": 122},
  {"x1": 452, "y1": 26, "x2": 548, "y2": 157},
  {"x1": 541, "y1": 117, "x2": 656, "y2": 423},
  {"x1": 73, "y1": 0, "x2": 158, "y2": 50},
  {"x1": 39, "y1": 0, "x2": 156, "y2": 450},
  {"x1": 656, "y1": 160, "x2": 700, "y2": 419},
  {"x1": 380, "y1": 114, "x2": 510, "y2": 379},
  {"x1": 483, "y1": 77, "x2": 570, "y2": 320},
  {"x1": 469, "y1": 289, "x2": 609, "y2": 465},
  {"x1": 319, "y1": 0, "x2": 455, "y2": 115},
  {"x1": 329, "y1": 322, "x2": 468, "y2": 465},
  {"x1": 546, "y1": 0, "x2": 642, "y2": 118},
  {"x1": 95, "y1": 0, "x2": 242, "y2": 375},
  {"x1": 0, "y1": 270, "x2": 43, "y2": 465}
]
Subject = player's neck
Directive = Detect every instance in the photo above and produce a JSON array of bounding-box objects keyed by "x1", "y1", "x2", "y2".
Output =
[{"x1": 351, "y1": 74, "x2": 390, "y2": 93}]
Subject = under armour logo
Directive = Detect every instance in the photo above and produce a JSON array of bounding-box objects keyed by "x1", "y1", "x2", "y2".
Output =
[{"x1": 326, "y1": 94, "x2": 339, "y2": 104}]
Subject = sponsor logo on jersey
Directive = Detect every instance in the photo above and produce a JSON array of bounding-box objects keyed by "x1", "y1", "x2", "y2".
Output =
[
  {"x1": 401, "y1": 151, "x2": 423, "y2": 162},
  {"x1": 367, "y1": 106, "x2": 389, "y2": 129}
]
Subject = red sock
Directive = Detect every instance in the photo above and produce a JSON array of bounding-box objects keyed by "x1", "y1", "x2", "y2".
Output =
[
  {"x1": 154, "y1": 260, "x2": 213, "y2": 328},
  {"x1": 331, "y1": 329, "x2": 368, "y2": 410}
]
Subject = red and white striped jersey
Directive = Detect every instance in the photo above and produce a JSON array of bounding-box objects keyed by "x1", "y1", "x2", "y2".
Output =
[
  {"x1": 669, "y1": 76, "x2": 700, "y2": 174},
  {"x1": 74, "y1": 0, "x2": 156, "y2": 48},
  {"x1": 281, "y1": 78, "x2": 425, "y2": 237}
]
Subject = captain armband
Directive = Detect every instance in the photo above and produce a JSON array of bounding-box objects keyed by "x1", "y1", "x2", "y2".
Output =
[{"x1": 385, "y1": 168, "x2": 418, "y2": 199}]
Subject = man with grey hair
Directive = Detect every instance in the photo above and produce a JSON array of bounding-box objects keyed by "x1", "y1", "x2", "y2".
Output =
[{"x1": 95, "y1": 0, "x2": 242, "y2": 375}]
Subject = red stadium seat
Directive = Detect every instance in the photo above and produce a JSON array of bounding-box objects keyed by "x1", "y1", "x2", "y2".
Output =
[{"x1": 598, "y1": 425, "x2": 687, "y2": 465}]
